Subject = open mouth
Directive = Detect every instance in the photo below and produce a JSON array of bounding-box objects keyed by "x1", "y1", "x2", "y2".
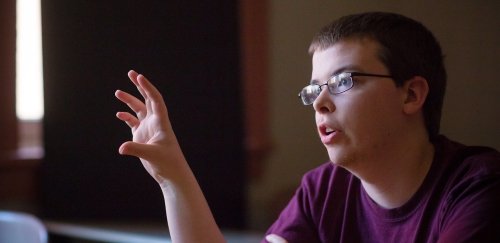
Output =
[
  {"x1": 325, "y1": 127, "x2": 335, "y2": 135},
  {"x1": 319, "y1": 125, "x2": 338, "y2": 144},
  {"x1": 319, "y1": 124, "x2": 336, "y2": 136}
]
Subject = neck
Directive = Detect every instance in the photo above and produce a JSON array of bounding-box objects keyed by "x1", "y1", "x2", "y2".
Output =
[{"x1": 358, "y1": 133, "x2": 435, "y2": 209}]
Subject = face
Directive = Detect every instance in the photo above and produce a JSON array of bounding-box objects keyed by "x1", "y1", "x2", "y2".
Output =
[{"x1": 312, "y1": 38, "x2": 407, "y2": 173}]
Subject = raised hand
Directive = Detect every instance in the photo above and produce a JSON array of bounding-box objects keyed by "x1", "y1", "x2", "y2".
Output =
[
  {"x1": 115, "y1": 70, "x2": 187, "y2": 186},
  {"x1": 115, "y1": 70, "x2": 225, "y2": 243}
]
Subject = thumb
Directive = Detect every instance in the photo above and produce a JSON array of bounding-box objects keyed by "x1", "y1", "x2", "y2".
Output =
[
  {"x1": 119, "y1": 141, "x2": 157, "y2": 161},
  {"x1": 265, "y1": 234, "x2": 288, "y2": 243}
]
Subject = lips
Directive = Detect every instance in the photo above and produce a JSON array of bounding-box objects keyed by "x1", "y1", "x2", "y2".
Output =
[
  {"x1": 319, "y1": 124, "x2": 335, "y2": 135},
  {"x1": 319, "y1": 124, "x2": 339, "y2": 145},
  {"x1": 325, "y1": 127, "x2": 335, "y2": 135}
]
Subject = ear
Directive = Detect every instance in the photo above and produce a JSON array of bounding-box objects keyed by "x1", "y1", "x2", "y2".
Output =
[{"x1": 402, "y1": 76, "x2": 429, "y2": 115}]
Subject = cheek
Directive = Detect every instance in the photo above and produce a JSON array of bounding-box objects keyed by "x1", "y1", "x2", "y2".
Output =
[{"x1": 341, "y1": 93, "x2": 401, "y2": 139}]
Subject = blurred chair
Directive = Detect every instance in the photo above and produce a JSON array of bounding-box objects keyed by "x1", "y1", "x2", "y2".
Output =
[{"x1": 0, "y1": 211, "x2": 47, "y2": 243}]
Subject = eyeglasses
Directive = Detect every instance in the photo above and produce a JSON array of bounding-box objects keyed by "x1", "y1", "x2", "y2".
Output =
[{"x1": 298, "y1": 72, "x2": 393, "y2": 105}]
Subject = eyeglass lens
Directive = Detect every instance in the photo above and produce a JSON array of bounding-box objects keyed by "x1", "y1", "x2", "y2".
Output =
[{"x1": 299, "y1": 75, "x2": 353, "y2": 105}]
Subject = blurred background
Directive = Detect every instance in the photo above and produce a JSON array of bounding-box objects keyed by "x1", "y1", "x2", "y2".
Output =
[{"x1": 1, "y1": 0, "x2": 499, "y2": 236}]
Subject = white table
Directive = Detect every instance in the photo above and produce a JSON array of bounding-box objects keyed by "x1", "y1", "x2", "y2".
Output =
[{"x1": 44, "y1": 220, "x2": 263, "y2": 243}]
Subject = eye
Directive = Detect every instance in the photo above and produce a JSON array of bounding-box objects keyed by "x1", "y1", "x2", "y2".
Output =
[{"x1": 338, "y1": 77, "x2": 350, "y2": 87}]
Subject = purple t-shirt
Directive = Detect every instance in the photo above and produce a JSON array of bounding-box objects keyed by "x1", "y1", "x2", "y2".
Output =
[{"x1": 264, "y1": 136, "x2": 500, "y2": 242}]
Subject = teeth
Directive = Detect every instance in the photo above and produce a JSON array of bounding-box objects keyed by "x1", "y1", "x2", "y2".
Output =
[{"x1": 326, "y1": 127, "x2": 334, "y2": 133}]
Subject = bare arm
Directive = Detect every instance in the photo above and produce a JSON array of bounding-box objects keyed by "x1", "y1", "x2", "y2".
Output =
[
  {"x1": 266, "y1": 234, "x2": 289, "y2": 243},
  {"x1": 115, "y1": 70, "x2": 225, "y2": 243}
]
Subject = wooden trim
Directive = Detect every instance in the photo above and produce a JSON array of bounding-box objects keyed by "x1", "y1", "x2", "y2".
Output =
[
  {"x1": 240, "y1": 0, "x2": 272, "y2": 180},
  {"x1": 0, "y1": 0, "x2": 18, "y2": 153}
]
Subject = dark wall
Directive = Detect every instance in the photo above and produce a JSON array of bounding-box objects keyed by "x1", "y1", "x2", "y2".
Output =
[{"x1": 40, "y1": 0, "x2": 246, "y2": 228}]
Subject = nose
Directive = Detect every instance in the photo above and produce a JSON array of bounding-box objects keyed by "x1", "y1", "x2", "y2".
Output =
[{"x1": 313, "y1": 87, "x2": 335, "y2": 113}]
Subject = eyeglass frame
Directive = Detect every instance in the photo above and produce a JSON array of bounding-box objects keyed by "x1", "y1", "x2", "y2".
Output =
[{"x1": 298, "y1": 72, "x2": 393, "y2": 105}]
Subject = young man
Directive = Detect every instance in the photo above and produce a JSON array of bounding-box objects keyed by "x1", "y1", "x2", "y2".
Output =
[
  {"x1": 115, "y1": 12, "x2": 500, "y2": 243},
  {"x1": 263, "y1": 12, "x2": 500, "y2": 242}
]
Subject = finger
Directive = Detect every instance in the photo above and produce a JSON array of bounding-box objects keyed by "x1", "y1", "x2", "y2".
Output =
[
  {"x1": 128, "y1": 70, "x2": 139, "y2": 86},
  {"x1": 128, "y1": 70, "x2": 148, "y2": 100},
  {"x1": 119, "y1": 141, "x2": 158, "y2": 162},
  {"x1": 116, "y1": 112, "x2": 139, "y2": 129},
  {"x1": 265, "y1": 234, "x2": 288, "y2": 243},
  {"x1": 137, "y1": 75, "x2": 154, "y2": 113},
  {"x1": 115, "y1": 90, "x2": 147, "y2": 120},
  {"x1": 136, "y1": 74, "x2": 168, "y2": 117}
]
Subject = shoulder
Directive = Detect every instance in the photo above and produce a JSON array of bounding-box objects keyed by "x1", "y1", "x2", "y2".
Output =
[
  {"x1": 432, "y1": 137, "x2": 500, "y2": 242},
  {"x1": 295, "y1": 162, "x2": 356, "y2": 212},
  {"x1": 441, "y1": 141, "x2": 500, "y2": 204},
  {"x1": 435, "y1": 136, "x2": 500, "y2": 179},
  {"x1": 459, "y1": 147, "x2": 500, "y2": 182},
  {"x1": 264, "y1": 162, "x2": 357, "y2": 242},
  {"x1": 434, "y1": 136, "x2": 500, "y2": 212},
  {"x1": 300, "y1": 162, "x2": 353, "y2": 193}
]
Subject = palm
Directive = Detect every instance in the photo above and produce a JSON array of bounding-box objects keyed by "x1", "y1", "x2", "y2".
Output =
[{"x1": 132, "y1": 112, "x2": 164, "y2": 145}]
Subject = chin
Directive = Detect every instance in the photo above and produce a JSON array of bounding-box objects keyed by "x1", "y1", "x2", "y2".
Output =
[
  {"x1": 327, "y1": 149, "x2": 352, "y2": 167},
  {"x1": 327, "y1": 152, "x2": 339, "y2": 163}
]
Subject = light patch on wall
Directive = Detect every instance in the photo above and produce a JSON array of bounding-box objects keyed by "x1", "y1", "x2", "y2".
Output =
[{"x1": 16, "y1": 0, "x2": 44, "y2": 120}]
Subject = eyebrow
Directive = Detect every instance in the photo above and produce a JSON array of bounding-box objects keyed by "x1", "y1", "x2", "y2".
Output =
[{"x1": 309, "y1": 65, "x2": 363, "y2": 85}]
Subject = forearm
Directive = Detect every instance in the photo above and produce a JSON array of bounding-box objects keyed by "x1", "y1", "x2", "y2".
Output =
[{"x1": 160, "y1": 165, "x2": 226, "y2": 243}]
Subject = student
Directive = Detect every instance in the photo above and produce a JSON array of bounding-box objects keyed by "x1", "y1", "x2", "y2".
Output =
[{"x1": 115, "y1": 12, "x2": 500, "y2": 243}]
